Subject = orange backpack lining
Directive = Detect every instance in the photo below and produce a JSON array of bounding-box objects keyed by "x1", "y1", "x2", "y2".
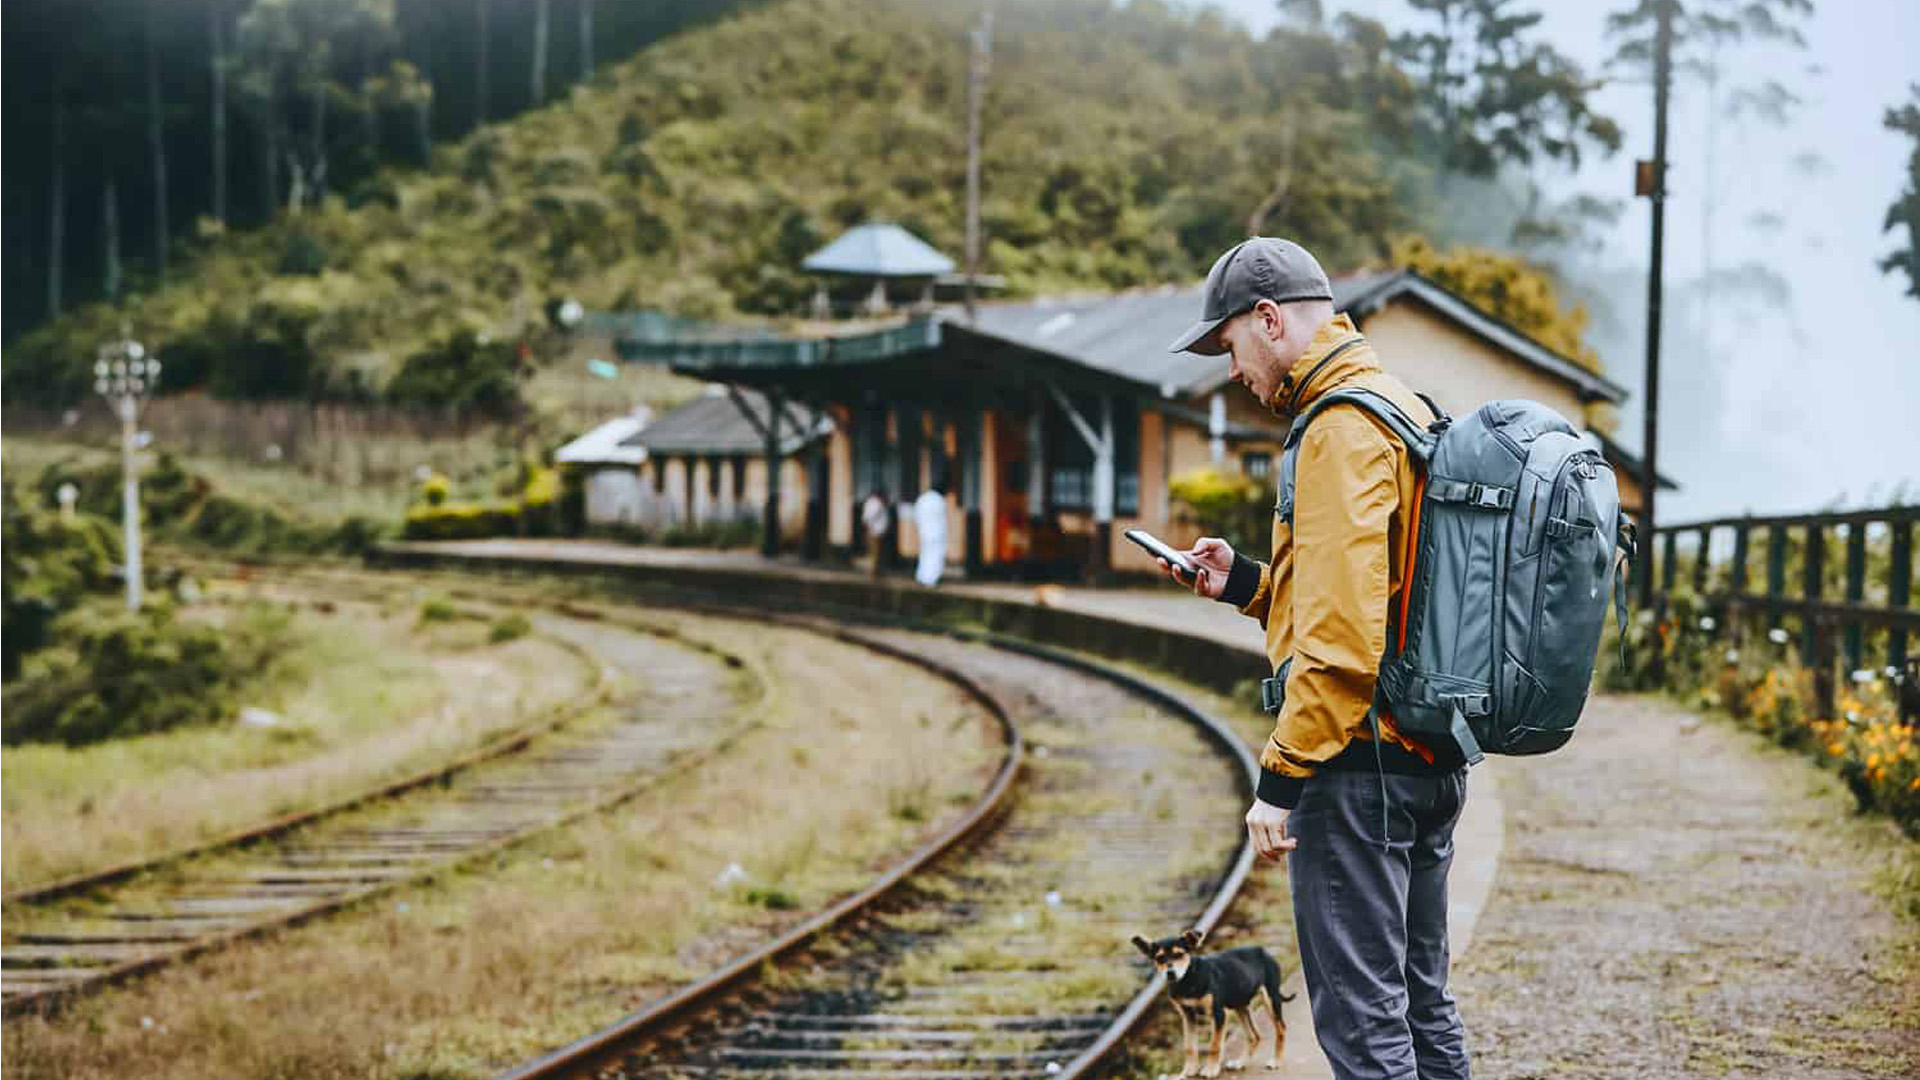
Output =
[{"x1": 1380, "y1": 469, "x2": 1436, "y2": 765}]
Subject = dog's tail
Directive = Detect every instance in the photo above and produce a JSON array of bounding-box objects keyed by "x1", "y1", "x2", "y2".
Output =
[{"x1": 1264, "y1": 954, "x2": 1296, "y2": 1006}]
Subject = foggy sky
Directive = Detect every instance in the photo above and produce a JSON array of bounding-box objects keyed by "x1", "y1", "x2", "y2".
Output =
[{"x1": 1204, "y1": 0, "x2": 1920, "y2": 522}]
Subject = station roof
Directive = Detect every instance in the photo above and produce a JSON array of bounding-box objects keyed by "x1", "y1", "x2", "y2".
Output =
[
  {"x1": 1592, "y1": 429, "x2": 1681, "y2": 491},
  {"x1": 801, "y1": 223, "x2": 957, "y2": 278},
  {"x1": 637, "y1": 269, "x2": 1628, "y2": 408},
  {"x1": 619, "y1": 388, "x2": 830, "y2": 457},
  {"x1": 966, "y1": 270, "x2": 1627, "y2": 404}
]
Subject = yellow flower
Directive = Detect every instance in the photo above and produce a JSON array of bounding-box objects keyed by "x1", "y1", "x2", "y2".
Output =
[
  {"x1": 1868, "y1": 753, "x2": 1882, "y2": 768},
  {"x1": 1829, "y1": 742, "x2": 1847, "y2": 757}
]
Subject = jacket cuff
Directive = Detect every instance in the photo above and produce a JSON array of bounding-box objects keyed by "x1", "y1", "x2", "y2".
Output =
[
  {"x1": 1256, "y1": 768, "x2": 1306, "y2": 809},
  {"x1": 1218, "y1": 552, "x2": 1263, "y2": 608}
]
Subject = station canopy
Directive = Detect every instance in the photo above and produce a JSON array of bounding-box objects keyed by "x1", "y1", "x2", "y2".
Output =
[
  {"x1": 801, "y1": 223, "x2": 958, "y2": 278},
  {"x1": 615, "y1": 270, "x2": 1628, "y2": 409}
]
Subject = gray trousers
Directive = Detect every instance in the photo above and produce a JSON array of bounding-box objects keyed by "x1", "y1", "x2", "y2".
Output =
[{"x1": 1287, "y1": 766, "x2": 1471, "y2": 1080}]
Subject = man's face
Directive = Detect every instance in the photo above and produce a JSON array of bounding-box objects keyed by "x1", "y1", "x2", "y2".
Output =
[{"x1": 1213, "y1": 301, "x2": 1292, "y2": 406}]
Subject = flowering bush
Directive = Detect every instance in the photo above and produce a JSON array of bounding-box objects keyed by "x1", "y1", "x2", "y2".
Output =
[{"x1": 1601, "y1": 590, "x2": 1917, "y2": 836}]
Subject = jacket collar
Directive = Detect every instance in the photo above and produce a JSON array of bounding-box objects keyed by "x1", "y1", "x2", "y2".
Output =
[{"x1": 1268, "y1": 312, "x2": 1375, "y2": 419}]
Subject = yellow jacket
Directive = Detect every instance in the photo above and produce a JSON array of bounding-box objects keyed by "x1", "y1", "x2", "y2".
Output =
[{"x1": 1217, "y1": 314, "x2": 1450, "y2": 807}]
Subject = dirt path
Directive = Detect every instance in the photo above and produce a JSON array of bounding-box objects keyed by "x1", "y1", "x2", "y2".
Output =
[{"x1": 1453, "y1": 693, "x2": 1919, "y2": 1079}]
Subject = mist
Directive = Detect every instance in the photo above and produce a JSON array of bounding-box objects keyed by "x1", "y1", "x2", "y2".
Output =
[{"x1": 1207, "y1": 0, "x2": 1920, "y2": 522}]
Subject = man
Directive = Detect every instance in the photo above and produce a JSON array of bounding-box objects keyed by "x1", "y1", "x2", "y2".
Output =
[
  {"x1": 860, "y1": 487, "x2": 892, "y2": 578},
  {"x1": 1162, "y1": 237, "x2": 1472, "y2": 1080},
  {"x1": 913, "y1": 469, "x2": 950, "y2": 587}
]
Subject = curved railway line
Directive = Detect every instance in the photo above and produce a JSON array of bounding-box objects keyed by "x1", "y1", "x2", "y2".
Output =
[{"x1": 7, "y1": 562, "x2": 1263, "y2": 1080}]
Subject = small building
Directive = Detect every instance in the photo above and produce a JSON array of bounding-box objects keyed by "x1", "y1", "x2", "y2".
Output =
[
  {"x1": 555, "y1": 388, "x2": 830, "y2": 538},
  {"x1": 623, "y1": 267, "x2": 1671, "y2": 576}
]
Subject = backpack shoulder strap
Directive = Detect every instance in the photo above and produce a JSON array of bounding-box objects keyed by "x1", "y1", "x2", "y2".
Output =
[{"x1": 1284, "y1": 387, "x2": 1438, "y2": 465}]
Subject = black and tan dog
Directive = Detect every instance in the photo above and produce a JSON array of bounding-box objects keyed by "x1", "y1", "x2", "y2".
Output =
[{"x1": 1131, "y1": 929, "x2": 1292, "y2": 1078}]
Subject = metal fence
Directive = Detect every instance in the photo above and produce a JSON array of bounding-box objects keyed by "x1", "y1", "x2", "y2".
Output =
[{"x1": 1649, "y1": 505, "x2": 1918, "y2": 717}]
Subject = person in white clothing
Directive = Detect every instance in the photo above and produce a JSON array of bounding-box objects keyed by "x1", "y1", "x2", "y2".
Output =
[{"x1": 912, "y1": 472, "x2": 950, "y2": 587}]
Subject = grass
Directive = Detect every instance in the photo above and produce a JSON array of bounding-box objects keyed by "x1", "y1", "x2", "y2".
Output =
[
  {"x1": 3, "y1": 434, "x2": 418, "y2": 526},
  {"x1": 0, "y1": 573, "x2": 597, "y2": 892},
  {"x1": 2, "y1": 606, "x2": 1004, "y2": 1080}
]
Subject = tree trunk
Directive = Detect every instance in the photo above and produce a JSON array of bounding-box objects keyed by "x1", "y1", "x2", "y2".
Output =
[
  {"x1": 579, "y1": 0, "x2": 593, "y2": 80},
  {"x1": 531, "y1": 0, "x2": 549, "y2": 103},
  {"x1": 262, "y1": 123, "x2": 280, "y2": 218},
  {"x1": 474, "y1": 0, "x2": 490, "y2": 128},
  {"x1": 415, "y1": 6, "x2": 435, "y2": 161},
  {"x1": 48, "y1": 98, "x2": 66, "y2": 318},
  {"x1": 145, "y1": 3, "x2": 169, "y2": 283},
  {"x1": 310, "y1": 70, "x2": 329, "y2": 200},
  {"x1": 211, "y1": 4, "x2": 228, "y2": 225},
  {"x1": 103, "y1": 177, "x2": 122, "y2": 301}
]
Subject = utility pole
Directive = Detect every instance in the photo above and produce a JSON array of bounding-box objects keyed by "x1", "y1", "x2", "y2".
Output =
[
  {"x1": 1636, "y1": 0, "x2": 1673, "y2": 611},
  {"x1": 95, "y1": 330, "x2": 159, "y2": 612},
  {"x1": 963, "y1": 5, "x2": 992, "y2": 323}
]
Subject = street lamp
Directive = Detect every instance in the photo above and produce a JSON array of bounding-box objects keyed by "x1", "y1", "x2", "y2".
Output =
[{"x1": 94, "y1": 329, "x2": 158, "y2": 612}]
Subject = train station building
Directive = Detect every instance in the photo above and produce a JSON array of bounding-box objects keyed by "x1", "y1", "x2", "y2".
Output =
[{"x1": 593, "y1": 228, "x2": 1673, "y2": 577}]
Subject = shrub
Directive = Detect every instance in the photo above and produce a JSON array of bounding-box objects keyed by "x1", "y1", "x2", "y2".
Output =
[
  {"x1": 421, "y1": 473, "x2": 452, "y2": 507},
  {"x1": 0, "y1": 602, "x2": 293, "y2": 747},
  {"x1": 401, "y1": 500, "x2": 521, "y2": 540},
  {"x1": 385, "y1": 330, "x2": 524, "y2": 416},
  {"x1": 488, "y1": 613, "x2": 533, "y2": 643},
  {"x1": 2, "y1": 479, "x2": 122, "y2": 679},
  {"x1": 1169, "y1": 466, "x2": 1273, "y2": 553},
  {"x1": 418, "y1": 597, "x2": 459, "y2": 623}
]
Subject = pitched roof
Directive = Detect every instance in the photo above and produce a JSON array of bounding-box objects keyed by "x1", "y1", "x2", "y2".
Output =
[
  {"x1": 617, "y1": 388, "x2": 830, "y2": 457},
  {"x1": 802, "y1": 223, "x2": 957, "y2": 278},
  {"x1": 1592, "y1": 429, "x2": 1681, "y2": 491},
  {"x1": 957, "y1": 269, "x2": 1627, "y2": 404},
  {"x1": 555, "y1": 414, "x2": 650, "y2": 466}
]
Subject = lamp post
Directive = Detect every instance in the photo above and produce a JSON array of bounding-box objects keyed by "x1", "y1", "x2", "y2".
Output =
[{"x1": 94, "y1": 331, "x2": 158, "y2": 612}]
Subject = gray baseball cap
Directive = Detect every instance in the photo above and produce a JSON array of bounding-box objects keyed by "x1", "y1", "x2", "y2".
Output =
[{"x1": 1167, "y1": 237, "x2": 1334, "y2": 355}]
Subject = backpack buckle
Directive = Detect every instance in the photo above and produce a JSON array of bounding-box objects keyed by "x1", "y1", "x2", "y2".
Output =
[
  {"x1": 1469, "y1": 483, "x2": 1507, "y2": 509},
  {"x1": 1259, "y1": 676, "x2": 1286, "y2": 714}
]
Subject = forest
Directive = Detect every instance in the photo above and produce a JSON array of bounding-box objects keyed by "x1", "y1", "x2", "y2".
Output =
[{"x1": 2, "y1": 0, "x2": 1646, "y2": 412}]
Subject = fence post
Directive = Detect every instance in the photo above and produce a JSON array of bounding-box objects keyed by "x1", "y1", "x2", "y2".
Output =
[
  {"x1": 1767, "y1": 524, "x2": 1787, "y2": 630},
  {"x1": 1802, "y1": 522, "x2": 1824, "y2": 666},
  {"x1": 1844, "y1": 522, "x2": 1867, "y2": 675},
  {"x1": 1730, "y1": 522, "x2": 1751, "y2": 641},
  {"x1": 1891, "y1": 517, "x2": 1912, "y2": 674},
  {"x1": 1661, "y1": 529, "x2": 1678, "y2": 603}
]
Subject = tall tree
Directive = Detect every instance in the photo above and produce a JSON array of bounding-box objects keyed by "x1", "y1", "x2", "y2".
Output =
[
  {"x1": 474, "y1": 0, "x2": 490, "y2": 127},
  {"x1": 145, "y1": 1, "x2": 169, "y2": 283},
  {"x1": 531, "y1": 0, "x2": 549, "y2": 104},
  {"x1": 211, "y1": 2, "x2": 231, "y2": 226},
  {"x1": 1882, "y1": 84, "x2": 1920, "y2": 300},
  {"x1": 103, "y1": 177, "x2": 122, "y2": 302},
  {"x1": 579, "y1": 0, "x2": 594, "y2": 80},
  {"x1": 47, "y1": 85, "x2": 66, "y2": 319},
  {"x1": 1391, "y1": 0, "x2": 1622, "y2": 182}
]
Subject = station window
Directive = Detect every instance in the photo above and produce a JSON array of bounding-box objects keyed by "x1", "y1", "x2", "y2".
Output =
[{"x1": 1243, "y1": 452, "x2": 1273, "y2": 480}]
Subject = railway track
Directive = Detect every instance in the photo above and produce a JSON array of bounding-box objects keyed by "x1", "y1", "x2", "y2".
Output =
[
  {"x1": 9, "y1": 560, "x2": 1262, "y2": 1080},
  {"x1": 0, "y1": 586, "x2": 756, "y2": 1017},
  {"x1": 494, "y1": 614, "x2": 1258, "y2": 1080}
]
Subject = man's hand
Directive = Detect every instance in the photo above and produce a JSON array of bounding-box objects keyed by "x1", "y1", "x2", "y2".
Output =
[
  {"x1": 1245, "y1": 797, "x2": 1296, "y2": 861},
  {"x1": 1159, "y1": 537, "x2": 1234, "y2": 599}
]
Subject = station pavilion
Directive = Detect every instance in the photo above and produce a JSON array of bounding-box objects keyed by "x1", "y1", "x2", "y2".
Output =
[{"x1": 615, "y1": 258, "x2": 1673, "y2": 578}]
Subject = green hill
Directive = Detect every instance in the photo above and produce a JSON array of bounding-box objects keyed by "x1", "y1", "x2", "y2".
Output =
[{"x1": 3, "y1": 0, "x2": 1427, "y2": 409}]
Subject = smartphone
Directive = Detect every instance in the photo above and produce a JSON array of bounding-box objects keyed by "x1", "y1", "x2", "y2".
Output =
[{"x1": 1124, "y1": 528, "x2": 1198, "y2": 581}]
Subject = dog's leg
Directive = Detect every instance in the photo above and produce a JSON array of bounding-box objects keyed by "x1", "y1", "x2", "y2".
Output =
[
  {"x1": 1258, "y1": 987, "x2": 1285, "y2": 1069},
  {"x1": 1226, "y1": 1007, "x2": 1258, "y2": 1070},
  {"x1": 1202, "y1": 998, "x2": 1225, "y2": 1078}
]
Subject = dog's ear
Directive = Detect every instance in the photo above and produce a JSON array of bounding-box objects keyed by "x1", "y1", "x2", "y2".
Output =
[
  {"x1": 1180, "y1": 928, "x2": 1205, "y2": 950},
  {"x1": 1131, "y1": 935, "x2": 1153, "y2": 957}
]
